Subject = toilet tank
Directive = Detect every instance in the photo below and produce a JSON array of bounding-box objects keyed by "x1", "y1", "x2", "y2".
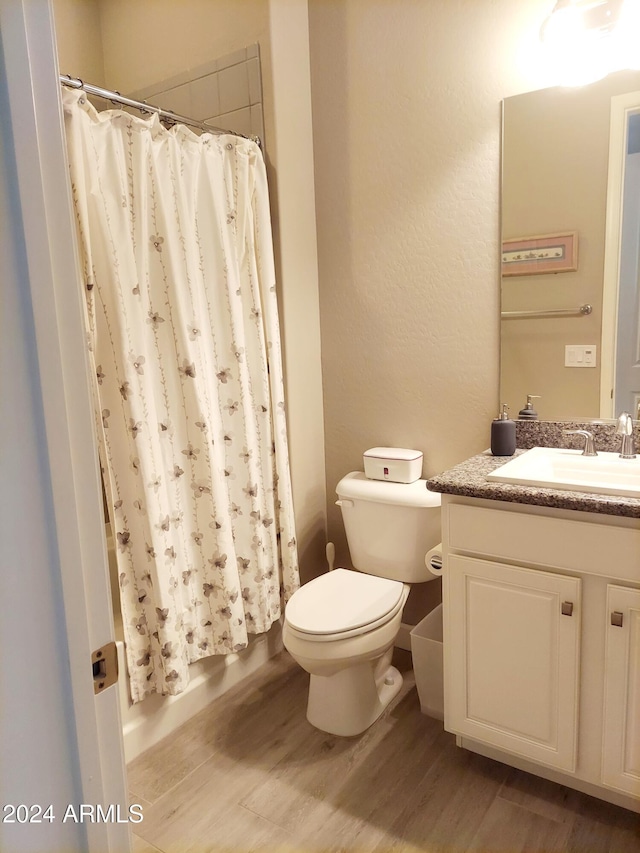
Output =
[{"x1": 335, "y1": 472, "x2": 441, "y2": 583}]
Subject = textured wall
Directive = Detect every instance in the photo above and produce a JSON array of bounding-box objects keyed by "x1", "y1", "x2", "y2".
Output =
[
  {"x1": 308, "y1": 0, "x2": 553, "y2": 570},
  {"x1": 53, "y1": 0, "x2": 104, "y2": 83},
  {"x1": 97, "y1": 0, "x2": 269, "y2": 94}
]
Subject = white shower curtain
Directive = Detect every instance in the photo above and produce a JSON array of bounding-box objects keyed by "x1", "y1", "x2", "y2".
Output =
[{"x1": 62, "y1": 88, "x2": 299, "y2": 703}]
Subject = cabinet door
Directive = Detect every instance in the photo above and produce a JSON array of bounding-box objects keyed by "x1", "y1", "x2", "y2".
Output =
[
  {"x1": 602, "y1": 585, "x2": 640, "y2": 798},
  {"x1": 446, "y1": 555, "x2": 581, "y2": 772}
]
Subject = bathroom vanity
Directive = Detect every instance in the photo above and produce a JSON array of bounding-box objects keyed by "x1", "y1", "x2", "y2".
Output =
[{"x1": 428, "y1": 447, "x2": 640, "y2": 813}]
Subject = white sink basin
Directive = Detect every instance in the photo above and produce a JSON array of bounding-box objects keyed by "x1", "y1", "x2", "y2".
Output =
[{"x1": 486, "y1": 446, "x2": 640, "y2": 498}]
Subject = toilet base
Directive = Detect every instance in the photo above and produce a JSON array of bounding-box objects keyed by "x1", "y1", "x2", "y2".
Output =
[{"x1": 306, "y1": 654, "x2": 403, "y2": 736}]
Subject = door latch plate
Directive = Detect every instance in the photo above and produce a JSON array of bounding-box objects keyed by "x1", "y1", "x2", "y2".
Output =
[{"x1": 92, "y1": 641, "x2": 118, "y2": 694}]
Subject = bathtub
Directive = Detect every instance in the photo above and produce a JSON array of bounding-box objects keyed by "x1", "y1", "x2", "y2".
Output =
[{"x1": 105, "y1": 524, "x2": 283, "y2": 762}]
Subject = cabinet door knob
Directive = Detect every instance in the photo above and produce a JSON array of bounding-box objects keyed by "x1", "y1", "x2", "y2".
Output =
[
  {"x1": 611, "y1": 611, "x2": 624, "y2": 627},
  {"x1": 561, "y1": 601, "x2": 574, "y2": 616}
]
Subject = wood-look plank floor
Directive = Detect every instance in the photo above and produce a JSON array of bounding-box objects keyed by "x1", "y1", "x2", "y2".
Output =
[{"x1": 128, "y1": 651, "x2": 639, "y2": 853}]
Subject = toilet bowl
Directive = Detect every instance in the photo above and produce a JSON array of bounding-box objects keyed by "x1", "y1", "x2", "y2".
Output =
[
  {"x1": 283, "y1": 568, "x2": 409, "y2": 736},
  {"x1": 283, "y1": 468, "x2": 442, "y2": 737}
]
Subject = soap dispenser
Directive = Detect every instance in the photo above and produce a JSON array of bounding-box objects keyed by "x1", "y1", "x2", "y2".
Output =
[
  {"x1": 491, "y1": 404, "x2": 516, "y2": 456},
  {"x1": 518, "y1": 395, "x2": 541, "y2": 420}
]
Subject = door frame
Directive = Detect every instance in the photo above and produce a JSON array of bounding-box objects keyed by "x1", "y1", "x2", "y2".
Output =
[{"x1": 0, "y1": 1, "x2": 129, "y2": 850}]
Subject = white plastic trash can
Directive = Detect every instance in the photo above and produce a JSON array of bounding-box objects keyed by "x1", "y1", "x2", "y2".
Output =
[{"x1": 410, "y1": 603, "x2": 444, "y2": 720}]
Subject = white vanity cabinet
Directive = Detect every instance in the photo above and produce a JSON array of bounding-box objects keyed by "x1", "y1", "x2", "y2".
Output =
[
  {"x1": 441, "y1": 495, "x2": 640, "y2": 811},
  {"x1": 447, "y1": 554, "x2": 581, "y2": 772},
  {"x1": 602, "y1": 585, "x2": 640, "y2": 797}
]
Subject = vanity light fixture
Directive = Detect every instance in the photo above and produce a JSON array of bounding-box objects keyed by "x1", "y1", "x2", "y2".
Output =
[
  {"x1": 541, "y1": 0, "x2": 640, "y2": 85},
  {"x1": 543, "y1": 0, "x2": 624, "y2": 39}
]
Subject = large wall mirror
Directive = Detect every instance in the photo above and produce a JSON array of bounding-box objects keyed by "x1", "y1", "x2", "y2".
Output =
[{"x1": 501, "y1": 69, "x2": 640, "y2": 422}]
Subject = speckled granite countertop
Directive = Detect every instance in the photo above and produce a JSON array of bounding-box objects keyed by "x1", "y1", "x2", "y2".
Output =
[{"x1": 427, "y1": 418, "x2": 640, "y2": 519}]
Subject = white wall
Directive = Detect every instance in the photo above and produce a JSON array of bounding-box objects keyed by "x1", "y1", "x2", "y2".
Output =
[
  {"x1": 266, "y1": 0, "x2": 325, "y2": 580},
  {"x1": 0, "y1": 46, "x2": 85, "y2": 853},
  {"x1": 53, "y1": 0, "x2": 104, "y2": 83},
  {"x1": 309, "y1": 0, "x2": 554, "y2": 578},
  {"x1": 97, "y1": 0, "x2": 269, "y2": 95}
]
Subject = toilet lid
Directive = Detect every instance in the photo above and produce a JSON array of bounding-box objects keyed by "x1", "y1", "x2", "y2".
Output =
[{"x1": 285, "y1": 568, "x2": 404, "y2": 635}]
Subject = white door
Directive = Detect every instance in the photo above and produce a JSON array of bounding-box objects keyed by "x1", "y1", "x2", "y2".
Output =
[
  {"x1": 0, "y1": 1, "x2": 130, "y2": 851},
  {"x1": 602, "y1": 585, "x2": 640, "y2": 798},
  {"x1": 445, "y1": 555, "x2": 581, "y2": 772}
]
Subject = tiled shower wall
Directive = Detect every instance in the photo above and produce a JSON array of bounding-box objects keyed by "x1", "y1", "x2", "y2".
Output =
[{"x1": 130, "y1": 44, "x2": 264, "y2": 143}]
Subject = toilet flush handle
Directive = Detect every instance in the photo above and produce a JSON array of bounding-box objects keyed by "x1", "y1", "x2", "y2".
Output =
[{"x1": 335, "y1": 499, "x2": 354, "y2": 507}]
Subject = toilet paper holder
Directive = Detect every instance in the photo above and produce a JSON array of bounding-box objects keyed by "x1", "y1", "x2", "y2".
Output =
[
  {"x1": 429, "y1": 553, "x2": 443, "y2": 572},
  {"x1": 425, "y1": 543, "x2": 443, "y2": 576}
]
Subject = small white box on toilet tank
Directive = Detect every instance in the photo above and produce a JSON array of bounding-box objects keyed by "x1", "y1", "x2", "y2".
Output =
[{"x1": 363, "y1": 447, "x2": 423, "y2": 484}]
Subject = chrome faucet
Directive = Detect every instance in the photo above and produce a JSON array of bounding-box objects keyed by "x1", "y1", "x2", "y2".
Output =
[
  {"x1": 616, "y1": 412, "x2": 636, "y2": 459},
  {"x1": 563, "y1": 429, "x2": 597, "y2": 456}
]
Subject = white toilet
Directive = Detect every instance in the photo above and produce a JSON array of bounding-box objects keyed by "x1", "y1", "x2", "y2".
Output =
[{"x1": 283, "y1": 470, "x2": 441, "y2": 736}]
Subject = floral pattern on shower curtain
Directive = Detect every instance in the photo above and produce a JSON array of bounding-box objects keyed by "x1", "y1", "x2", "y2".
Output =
[{"x1": 62, "y1": 88, "x2": 299, "y2": 703}]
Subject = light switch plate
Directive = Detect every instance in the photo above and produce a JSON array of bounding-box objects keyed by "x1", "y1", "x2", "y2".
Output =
[{"x1": 565, "y1": 345, "x2": 597, "y2": 367}]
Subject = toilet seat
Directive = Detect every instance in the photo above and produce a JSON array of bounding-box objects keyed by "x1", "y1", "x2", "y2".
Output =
[{"x1": 285, "y1": 568, "x2": 406, "y2": 642}]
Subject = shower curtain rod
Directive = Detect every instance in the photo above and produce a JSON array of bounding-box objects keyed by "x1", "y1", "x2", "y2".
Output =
[{"x1": 59, "y1": 74, "x2": 260, "y2": 145}]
